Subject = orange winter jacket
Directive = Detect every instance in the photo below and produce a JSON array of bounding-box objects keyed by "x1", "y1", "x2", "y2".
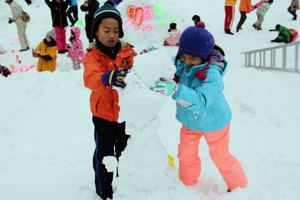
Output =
[
  {"x1": 239, "y1": 0, "x2": 253, "y2": 12},
  {"x1": 83, "y1": 41, "x2": 137, "y2": 122},
  {"x1": 225, "y1": 0, "x2": 237, "y2": 6},
  {"x1": 32, "y1": 41, "x2": 57, "y2": 72}
]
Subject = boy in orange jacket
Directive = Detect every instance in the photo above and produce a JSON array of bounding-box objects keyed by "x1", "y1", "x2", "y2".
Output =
[{"x1": 82, "y1": 2, "x2": 137, "y2": 199}]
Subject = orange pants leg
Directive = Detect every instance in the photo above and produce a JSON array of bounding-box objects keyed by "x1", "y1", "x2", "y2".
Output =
[
  {"x1": 177, "y1": 125, "x2": 203, "y2": 185},
  {"x1": 204, "y1": 124, "x2": 248, "y2": 190}
]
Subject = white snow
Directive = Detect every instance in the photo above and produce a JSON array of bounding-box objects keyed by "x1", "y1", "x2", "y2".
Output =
[{"x1": 1, "y1": 0, "x2": 300, "y2": 200}]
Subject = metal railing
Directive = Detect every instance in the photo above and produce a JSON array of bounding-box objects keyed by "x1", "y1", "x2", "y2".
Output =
[{"x1": 241, "y1": 41, "x2": 300, "y2": 73}]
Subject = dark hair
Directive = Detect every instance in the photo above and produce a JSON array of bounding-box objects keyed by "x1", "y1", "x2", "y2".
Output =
[
  {"x1": 268, "y1": 0, "x2": 273, "y2": 3},
  {"x1": 104, "y1": 0, "x2": 115, "y2": 6},
  {"x1": 192, "y1": 15, "x2": 200, "y2": 22},
  {"x1": 275, "y1": 24, "x2": 280, "y2": 31},
  {"x1": 168, "y1": 23, "x2": 177, "y2": 32},
  {"x1": 44, "y1": 37, "x2": 56, "y2": 46}
]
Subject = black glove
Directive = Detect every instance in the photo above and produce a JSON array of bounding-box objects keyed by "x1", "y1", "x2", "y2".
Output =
[
  {"x1": 269, "y1": 29, "x2": 276, "y2": 32},
  {"x1": 254, "y1": 5, "x2": 257, "y2": 9},
  {"x1": 41, "y1": 55, "x2": 53, "y2": 61},
  {"x1": 8, "y1": 18, "x2": 13, "y2": 24},
  {"x1": 24, "y1": 0, "x2": 32, "y2": 5}
]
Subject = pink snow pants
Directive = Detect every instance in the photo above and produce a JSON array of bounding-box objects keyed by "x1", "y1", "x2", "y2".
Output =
[
  {"x1": 178, "y1": 123, "x2": 248, "y2": 190},
  {"x1": 54, "y1": 27, "x2": 66, "y2": 51}
]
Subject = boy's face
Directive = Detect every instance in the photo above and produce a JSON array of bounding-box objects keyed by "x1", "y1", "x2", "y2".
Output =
[
  {"x1": 96, "y1": 18, "x2": 119, "y2": 48},
  {"x1": 179, "y1": 54, "x2": 202, "y2": 67}
]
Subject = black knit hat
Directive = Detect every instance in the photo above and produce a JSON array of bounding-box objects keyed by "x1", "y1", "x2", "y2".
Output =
[{"x1": 92, "y1": 2, "x2": 124, "y2": 38}]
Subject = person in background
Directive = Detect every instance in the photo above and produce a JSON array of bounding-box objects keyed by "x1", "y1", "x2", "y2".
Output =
[
  {"x1": 236, "y1": 0, "x2": 255, "y2": 32},
  {"x1": 45, "y1": 0, "x2": 69, "y2": 54},
  {"x1": 151, "y1": 23, "x2": 248, "y2": 192},
  {"x1": 32, "y1": 30, "x2": 57, "y2": 72},
  {"x1": 269, "y1": 24, "x2": 292, "y2": 43},
  {"x1": 288, "y1": 0, "x2": 299, "y2": 20},
  {"x1": 6, "y1": 0, "x2": 30, "y2": 52},
  {"x1": 67, "y1": 0, "x2": 79, "y2": 27},
  {"x1": 68, "y1": 27, "x2": 84, "y2": 70},
  {"x1": 253, "y1": 0, "x2": 273, "y2": 30},
  {"x1": 163, "y1": 23, "x2": 181, "y2": 46},
  {"x1": 83, "y1": 2, "x2": 137, "y2": 199},
  {"x1": 224, "y1": 0, "x2": 237, "y2": 35},
  {"x1": 80, "y1": 0, "x2": 100, "y2": 43},
  {"x1": 192, "y1": 15, "x2": 201, "y2": 25}
]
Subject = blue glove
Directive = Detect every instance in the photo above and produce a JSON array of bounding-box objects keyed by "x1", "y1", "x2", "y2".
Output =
[
  {"x1": 102, "y1": 68, "x2": 129, "y2": 88},
  {"x1": 41, "y1": 55, "x2": 52, "y2": 61},
  {"x1": 254, "y1": 5, "x2": 257, "y2": 8},
  {"x1": 150, "y1": 78, "x2": 177, "y2": 96}
]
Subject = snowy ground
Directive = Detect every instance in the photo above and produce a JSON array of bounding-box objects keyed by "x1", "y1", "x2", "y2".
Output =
[{"x1": 1, "y1": 0, "x2": 300, "y2": 200}]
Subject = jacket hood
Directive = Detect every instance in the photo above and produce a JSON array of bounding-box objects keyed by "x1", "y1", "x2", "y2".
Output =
[{"x1": 71, "y1": 27, "x2": 81, "y2": 40}]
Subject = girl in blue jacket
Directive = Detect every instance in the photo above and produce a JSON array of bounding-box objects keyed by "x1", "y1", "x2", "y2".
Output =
[{"x1": 151, "y1": 23, "x2": 248, "y2": 192}]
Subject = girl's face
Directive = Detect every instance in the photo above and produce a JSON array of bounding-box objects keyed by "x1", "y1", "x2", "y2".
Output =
[
  {"x1": 179, "y1": 54, "x2": 202, "y2": 67},
  {"x1": 46, "y1": 35, "x2": 52, "y2": 43},
  {"x1": 96, "y1": 18, "x2": 119, "y2": 47}
]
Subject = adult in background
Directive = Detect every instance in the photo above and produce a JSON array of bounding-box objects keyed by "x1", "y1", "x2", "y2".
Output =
[
  {"x1": 224, "y1": 0, "x2": 237, "y2": 35},
  {"x1": 45, "y1": 0, "x2": 69, "y2": 54},
  {"x1": 236, "y1": 0, "x2": 254, "y2": 32},
  {"x1": 80, "y1": 0, "x2": 99, "y2": 43},
  {"x1": 6, "y1": 0, "x2": 30, "y2": 51},
  {"x1": 288, "y1": 0, "x2": 299, "y2": 20},
  {"x1": 67, "y1": 0, "x2": 78, "y2": 27}
]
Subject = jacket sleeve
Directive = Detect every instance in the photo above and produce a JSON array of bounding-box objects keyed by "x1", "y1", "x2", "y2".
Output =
[
  {"x1": 83, "y1": 51, "x2": 109, "y2": 91},
  {"x1": 172, "y1": 67, "x2": 224, "y2": 112},
  {"x1": 10, "y1": 4, "x2": 22, "y2": 21},
  {"x1": 32, "y1": 42, "x2": 42, "y2": 58}
]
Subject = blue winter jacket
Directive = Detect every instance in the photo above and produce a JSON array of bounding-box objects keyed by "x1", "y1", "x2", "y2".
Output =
[{"x1": 172, "y1": 60, "x2": 232, "y2": 132}]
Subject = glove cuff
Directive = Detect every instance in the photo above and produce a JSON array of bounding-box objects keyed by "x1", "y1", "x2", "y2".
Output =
[{"x1": 102, "y1": 70, "x2": 114, "y2": 86}]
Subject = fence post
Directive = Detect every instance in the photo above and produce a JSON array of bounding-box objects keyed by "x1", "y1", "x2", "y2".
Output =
[{"x1": 282, "y1": 46, "x2": 287, "y2": 70}]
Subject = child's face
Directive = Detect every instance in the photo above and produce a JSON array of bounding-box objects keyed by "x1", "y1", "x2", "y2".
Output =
[
  {"x1": 179, "y1": 54, "x2": 202, "y2": 67},
  {"x1": 46, "y1": 35, "x2": 52, "y2": 43},
  {"x1": 95, "y1": 18, "x2": 119, "y2": 47}
]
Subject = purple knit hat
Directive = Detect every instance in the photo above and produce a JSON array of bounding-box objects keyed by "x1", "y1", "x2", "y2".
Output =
[{"x1": 176, "y1": 23, "x2": 215, "y2": 60}]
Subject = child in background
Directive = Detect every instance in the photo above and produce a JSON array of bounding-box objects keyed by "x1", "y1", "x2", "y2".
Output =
[
  {"x1": 151, "y1": 24, "x2": 248, "y2": 192},
  {"x1": 32, "y1": 30, "x2": 57, "y2": 72},
  {"x1": 0, "y1": 65, "x2": 11, "y2": 77},
  {"x1": 192, "y1": 15, "x2": 201, "y2": 25},
  {"x1": 82, "y1": 2, "x2": 137, "y2": 199},
  {"x1": 68, "y1": 27, "x2": 84, "y2": 70},
  {"x1": 163, "y1": 23, "x2": 181, "y2": 46},
  {"x1": 270, "y1": 24, "x2": 293, "y2": 43},
  {"x1": 253, "y1": 0, "x2": 273, "y2": 30}
]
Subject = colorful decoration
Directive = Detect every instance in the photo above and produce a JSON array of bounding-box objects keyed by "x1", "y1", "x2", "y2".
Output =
[
  {"x1": 125, "y1": 4, "x2": 176, "y2": 32},
  {"x1": 75, "y1": 20, "x2": 85, "y2": 28}
]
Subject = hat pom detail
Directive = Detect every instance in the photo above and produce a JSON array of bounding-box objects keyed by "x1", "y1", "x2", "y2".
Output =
[{"x1": 196, "y1": 21, "x2": 205, "y2": 29}]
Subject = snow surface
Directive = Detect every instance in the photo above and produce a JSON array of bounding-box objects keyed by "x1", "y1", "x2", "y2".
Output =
[{"x1": 1, "y1": 0, "x2": 300, "y2": 200}]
